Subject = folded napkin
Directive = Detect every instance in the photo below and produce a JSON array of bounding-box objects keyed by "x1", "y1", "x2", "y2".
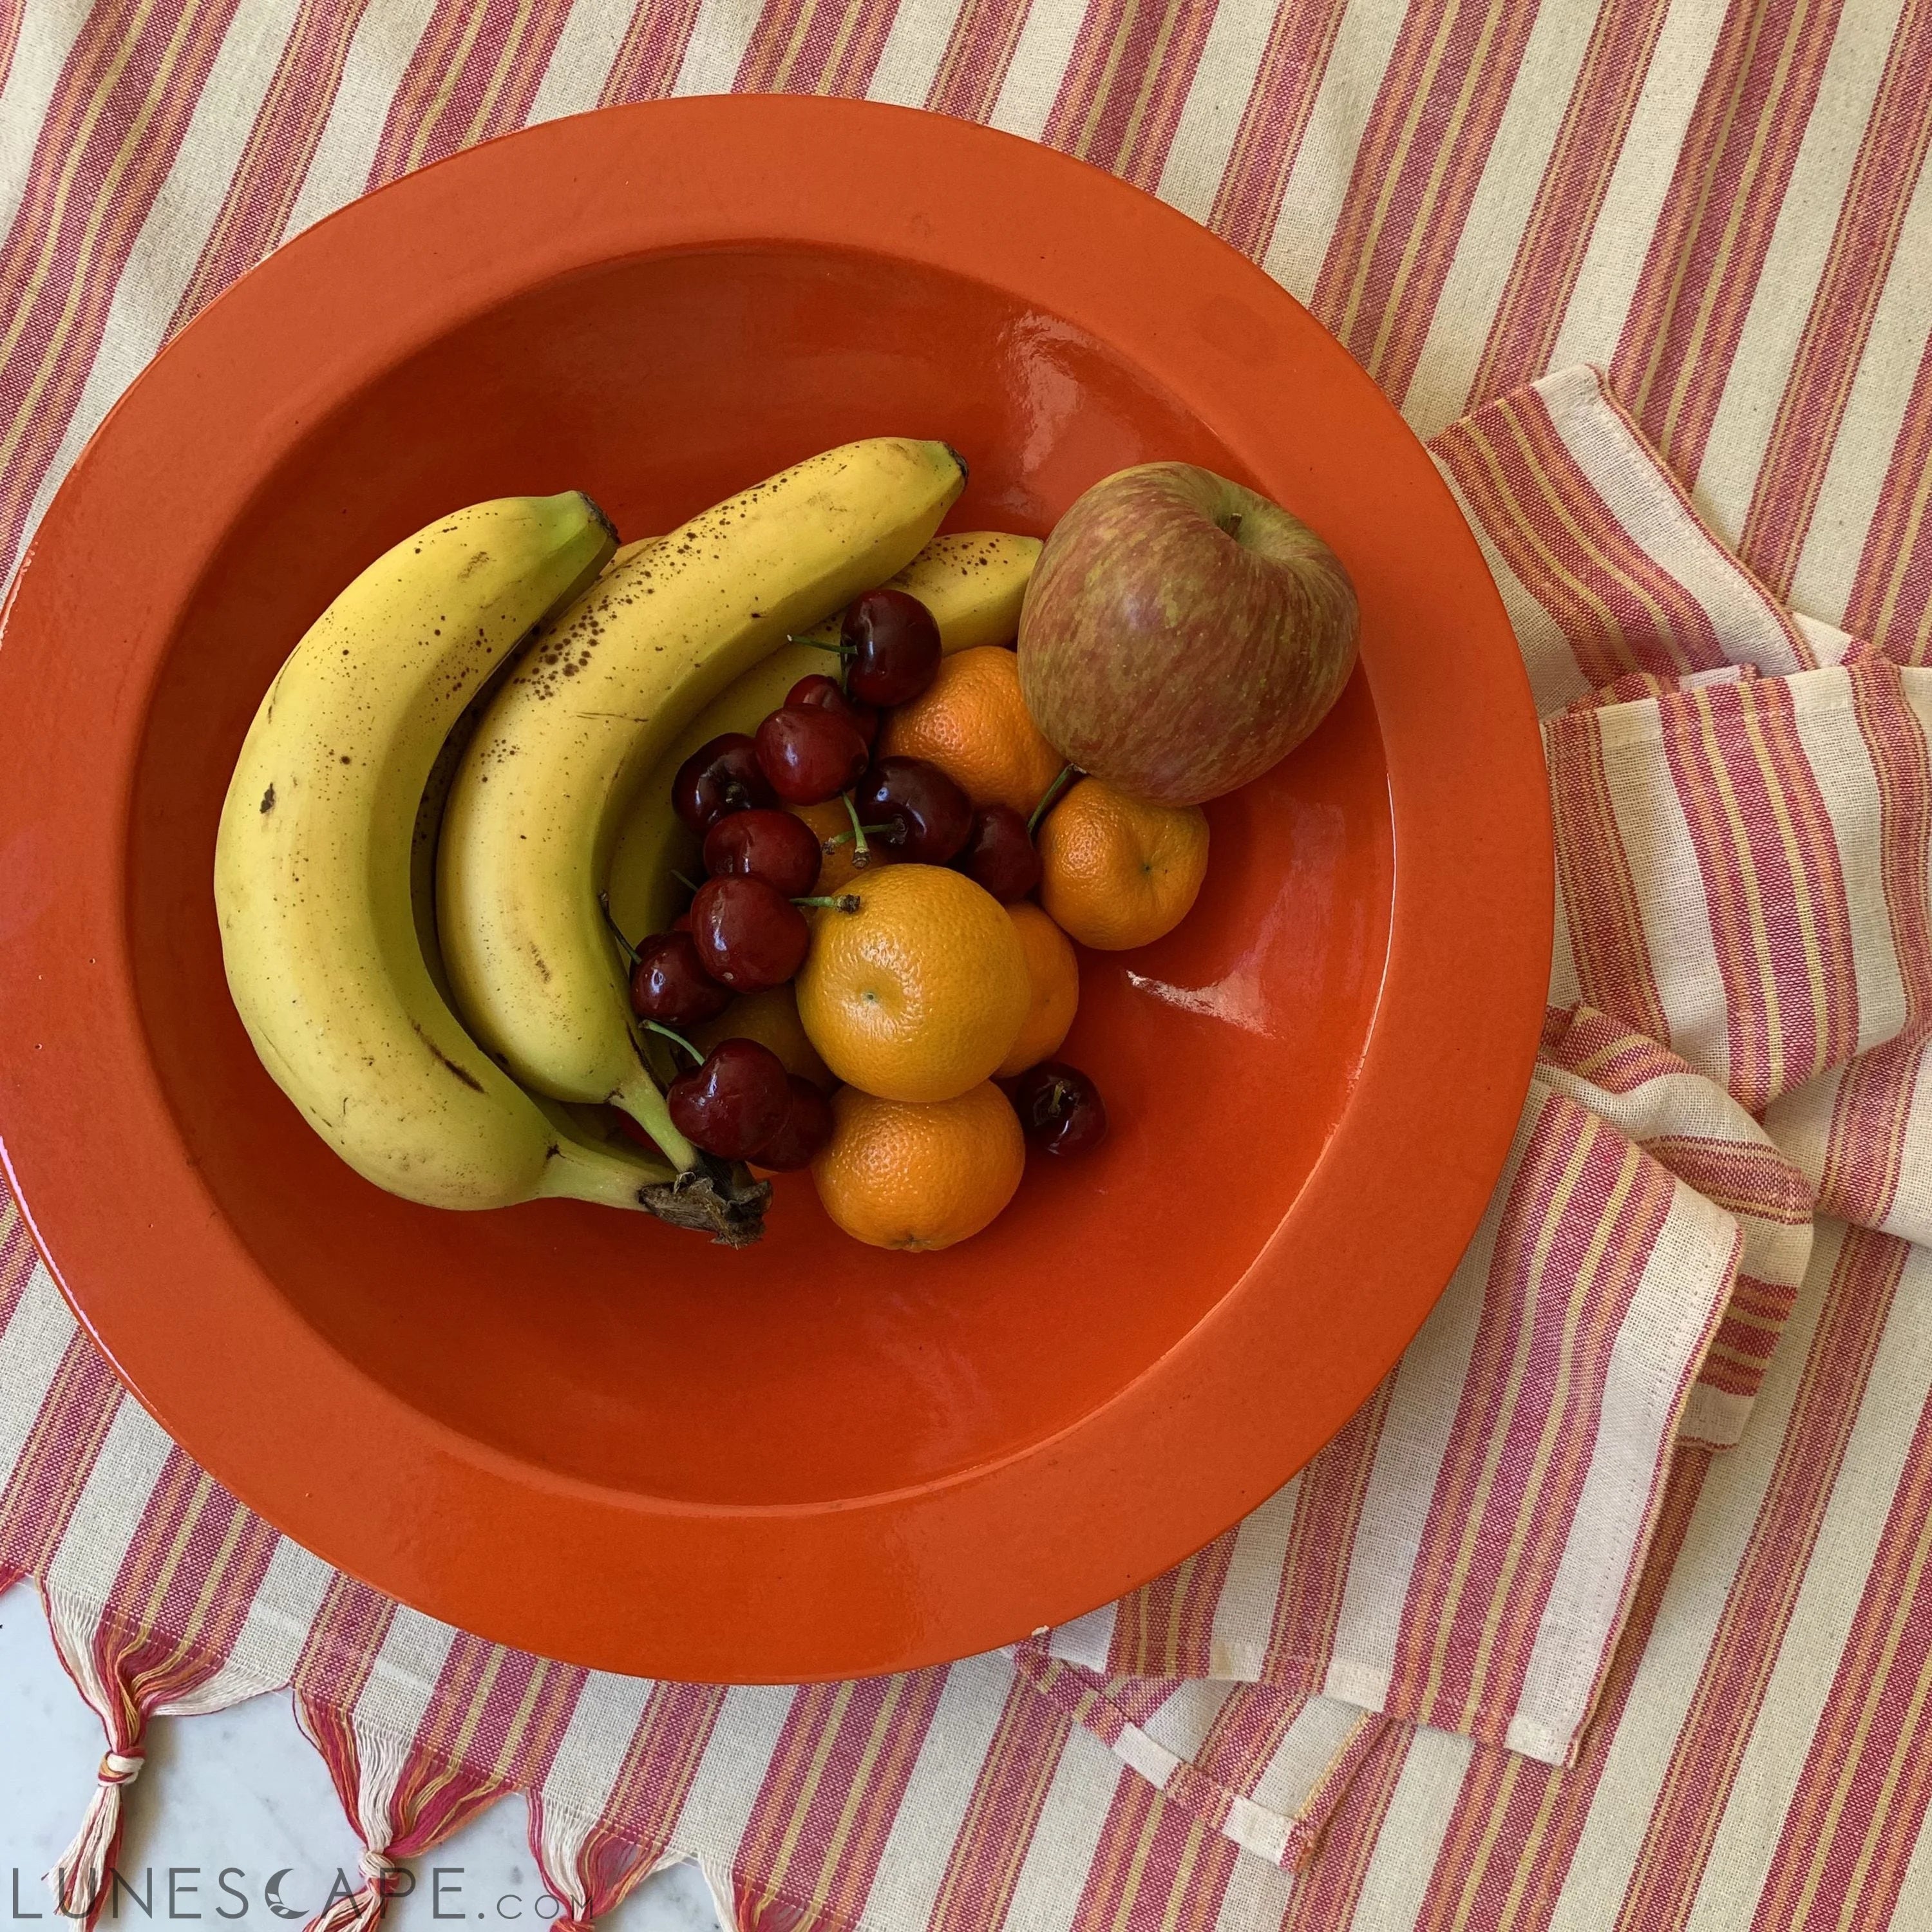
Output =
[{"x1": 1010, "y1": 363, "x2": 1932, "y2": 1865}]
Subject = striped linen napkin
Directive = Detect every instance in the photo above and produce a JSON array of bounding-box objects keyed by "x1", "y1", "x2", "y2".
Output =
[{"x1": 8, "y1": 3, "x2": 1932, "y2": 1930}]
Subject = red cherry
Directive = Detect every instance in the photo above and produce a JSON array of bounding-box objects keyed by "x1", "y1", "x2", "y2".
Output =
[
  {"x1": 750, "y1": 1075, "x2": 835, "y2": 1171},
  {"x1": 672, "y1": 733, "x2": 776, "y2": 834},
  {"x1": 855, "y1": 756, "x2": 972, "y2": 864},
  {"x1": 670, "y1": 910, "x2": 692, "y2": 932},
  {"x1": 629, "y1": 931, "x2": 732, "y2": 1027},
  {"x1": 1010, "y1": 1061, "x2": 1109, "y2": 1157},
  {"x1": 755, "y1": 705, "x2": 869, "y2": 806},
  {"x1": 690, "y1": 875, "x2": 809, "y2": 992},
  {"x1": 703, "y1": 808, "x2": 823, "y2": 898},
  {"x1": 787, "y1": 672, "x2": 879, "y2": 748},
  {"x1": 956, "y1": 804, "x2": 1040, "y2": 902},
  {"x1": 667, "y1": 1039, "x2": 791, "y2": 1160},
  {"x1": 843, "y1": 588, "x2": 942, "y2": 706}
]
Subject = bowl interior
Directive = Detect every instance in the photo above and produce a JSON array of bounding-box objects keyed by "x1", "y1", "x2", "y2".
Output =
[{"x1": 130, "y1": 245, "x2": 1392, "y2": 1509}]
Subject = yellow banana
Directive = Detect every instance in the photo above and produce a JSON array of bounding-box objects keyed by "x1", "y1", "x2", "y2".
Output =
[
  {"x1": 436, "y1": 438, "x2": 967, "y2": 1160},
  {"x1": 887, "y1": 530, "x2": 1041, "y2": 652},
  {"x1": 214, "y1": 495, "x2": 689, "y2": 1217},
  {"x1": 605, "y1": 531, "x2": 1041, "y2": 945}
]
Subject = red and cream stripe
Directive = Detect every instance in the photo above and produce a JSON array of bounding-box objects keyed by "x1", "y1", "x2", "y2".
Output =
[
  {"x1": 1610, "y1": 0, "x2": 1848, "y2": 486},
  {"x1": 732, "y1": 0, "x2": 900, "y2": 98},
  {"x1": 365, "y1": 0, "x2": 574, "y2": 189},
  {"x1": 1734, "y1": 0, "x2": 1932, "y2": 598},
  {"x1": 163, "y1": 0, "x2": 374, "y2": 339},
  {"x1": 1307, "y1": 0, "x2": 1544, "y2": 405},
  {"x1": 0, "y1": 0, "x2": 243, "y2": 583},
  {"x1": 1611, "y1": 1227, "x2": 1908, "y2": 1932}
]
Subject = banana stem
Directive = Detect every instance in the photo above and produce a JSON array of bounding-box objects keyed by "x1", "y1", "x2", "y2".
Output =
[
  {"x1": 612, "y1": 1063, "x2": 701, "y2": 1172},
  {"x1": 1028, "y1": 763, "x2": 1079, "y2": 837},
  {"x1": 535, "y1": 1132, "x2": 676, "y2": 1210}
]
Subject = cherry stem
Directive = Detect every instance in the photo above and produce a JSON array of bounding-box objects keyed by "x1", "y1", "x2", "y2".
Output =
[
  {"x1": 598, "y1": 892, "x2": 638, "y2": 967},
  {"x1": 841, "y1": 790, "x2": 871, "y2": 865},
  {"x1": 644, "y1": 1021, "x2": 703, "y2": 1063},
  {"x1": 787, "y1": 635, "x2": 847, "y2": 655},
  {"x1": 824, "y1": 820, "x2": 893, "y2": 848},
  {"x1": 672, "y1": 869, "x2": 702, "y2": 895},
  {"x1": 794, "y1": 894, "x2": 862, "y2": 913},
  {"x1": 1028, "y1": 763, "x2": 1079, "y2": 837}
]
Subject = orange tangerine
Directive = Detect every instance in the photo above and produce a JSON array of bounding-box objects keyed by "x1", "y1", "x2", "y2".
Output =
[
  {"x1": 812, "y1": 1083, "x2": 1024, "y2": 1251},
  {"x1": 997, "y1": 902, "x2": 1079, "y2": 1077},
  {"x1": 691, "y1": 984, "x2": 835, "y2": 1092},
  {"x1": 1037, "y1": 778, "x2": 1209, "y2": 950},
  {"x1": 795, "y1": 864, "x2": 1028, "y2": 1103},
  {"x1": 877, "y1": 645, "x2": 1064, "y2": 815},
  {"x1": 788, "y1": 797, "x2": 891, "y2": 896}
]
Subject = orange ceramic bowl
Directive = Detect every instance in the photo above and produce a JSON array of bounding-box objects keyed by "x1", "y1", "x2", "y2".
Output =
[{"x1": 0, "y1": 99, "x2": 1549, "y2": 1681}]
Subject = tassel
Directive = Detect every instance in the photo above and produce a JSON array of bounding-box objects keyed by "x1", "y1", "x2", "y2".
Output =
[
  {"x1": 46, "y1": 1750, "x2": 144, "y2": 1922},
  {"x1": 305, "y1": 1851, "x2": 404, "y2": 1932}
]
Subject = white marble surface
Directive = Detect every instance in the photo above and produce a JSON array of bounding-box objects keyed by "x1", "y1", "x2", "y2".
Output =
[{"x1": 0, "y1": 1584, "x2": 723, "y2": 1932}]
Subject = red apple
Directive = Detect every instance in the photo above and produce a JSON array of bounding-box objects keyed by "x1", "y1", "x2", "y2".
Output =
[{"x1": 1017, "y1": 463, "x2": 1359, "y2": 805}]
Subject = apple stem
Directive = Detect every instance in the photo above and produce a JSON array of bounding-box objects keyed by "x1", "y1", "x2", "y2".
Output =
[
  {"x1": 1223, "y1": 512, "x2": 1244, "y2": 540},
  {"x1": 794, "y1": 894, "x2": 862, "y2": 913},
  {"x1": 598, "y1": 891, "x2": 638, "y2": 967},
  {"x1": 645, "y1": 1021, "x2": 703, "y2": 1063},
  {"x1": 1028, "y1": 763, "x2": 1079, "y2": 837}
]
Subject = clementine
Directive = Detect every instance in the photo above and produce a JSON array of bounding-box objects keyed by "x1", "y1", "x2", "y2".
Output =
[
  {"x1": 812, "y1": 1083, "x2": 1024, "y2": 1251},
  {"x1": 691, "y1": 984, "x2": 835, "y2": 1092},
  {"x1": 876, "y1": 645, "x2": 1063, "y2": 815},
  {"x1": 790, "y1": 796, "x2": 891, "y2": 896},
  {"x1": 1037, "y1": 777, "x2": 1209, "y2": 949},
  {"x1": 997, "y1": 902, "x2": 1079, "y2": 1077},
  {"x1": 795, "y1": 864, "x2": 1028, "y2": 1102}
]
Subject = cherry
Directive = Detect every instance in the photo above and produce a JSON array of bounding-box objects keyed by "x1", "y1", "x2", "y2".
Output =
[
  {"x1": 750, "y1": 1075, "x2": 835, "y2": 1171},
  {"x1": 673, "y1": 733, "x2": 775, "y2": 835},
  {"x1": 666, "y1": 1038, "x2": 791, "y2": 1161},
  {"x1": 854, "y1": 756, "x2": 972, "y2": 865},
  {"x1": 670, "y1": 910, "x2": 692, "y2": 932},
  {"x1": 629, "y1": 930, "x2": 732, "y2": 1027},
  {"x1": 1011, "y1": 1061, "x2": 1109, "y2": 1158},
  {"x1": 787, "y1": 672, "x2": 878, "y2": 748},
  {"x1": 843, "y1": 588, "x2": 942, "y2": 706},
  {"x1": 690, "y1": 874, "x2": 809, "y2": 992},
  {"x1": 703, "y1": 808, "x2": 822, "y2": 898},
  {"x1": 755, "y1": 705, "x2": 869, "y2": 806},
  {"x1": 956, "y1": 804, "x2": 1039, "y2": 902}
]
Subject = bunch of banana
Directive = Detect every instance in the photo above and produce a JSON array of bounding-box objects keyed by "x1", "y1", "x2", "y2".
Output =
[
  {"x1": 605, "y1": 529, "x2": 1042, "y2": 942},
  {"x1": 434, "y1": 438, "x2": 967, "y2": 1199},
  {"x1": 214, "y1": 493, "x2": 710, "y2": 1223}
]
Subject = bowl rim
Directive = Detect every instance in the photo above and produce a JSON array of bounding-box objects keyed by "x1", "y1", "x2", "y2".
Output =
[{"x1": 0, "y1": 96, "x2": 1553, "y2": 1681}]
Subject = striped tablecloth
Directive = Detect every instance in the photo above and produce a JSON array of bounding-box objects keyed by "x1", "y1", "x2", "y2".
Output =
[{"x1": 7, "y1": 3, "x2": 1932, "y2": 1930}]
